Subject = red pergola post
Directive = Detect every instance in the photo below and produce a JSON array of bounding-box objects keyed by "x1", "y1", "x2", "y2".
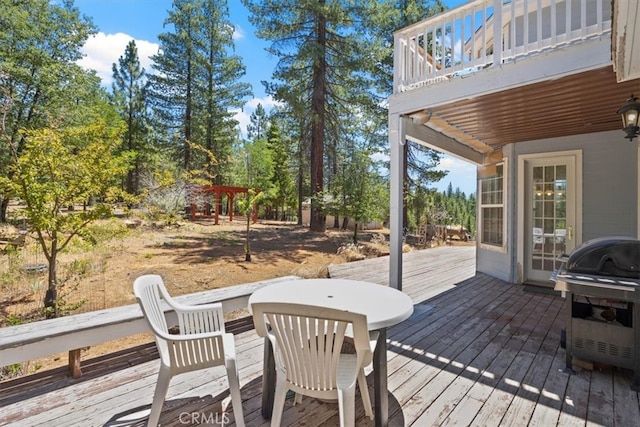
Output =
[
  {"x1": 214, "y1": 188, "x2": 220, "y2": 225},
  {"x1": 194, "y1": 185, "x2": 259, "y2": 225}
]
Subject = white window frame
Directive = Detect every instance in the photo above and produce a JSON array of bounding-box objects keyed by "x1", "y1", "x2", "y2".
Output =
[{"x1": 478, "y1": 159, "x2": 507, "y2": 252}]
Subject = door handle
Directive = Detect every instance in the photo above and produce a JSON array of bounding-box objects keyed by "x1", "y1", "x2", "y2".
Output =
[{"x1": 568, "y1": 226, "x2": 573, "y2": 240}]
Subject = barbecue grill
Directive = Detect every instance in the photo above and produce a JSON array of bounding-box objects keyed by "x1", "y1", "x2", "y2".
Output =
[{"x1": 553, "y1": 236, "x2": 640, "y2": 390}]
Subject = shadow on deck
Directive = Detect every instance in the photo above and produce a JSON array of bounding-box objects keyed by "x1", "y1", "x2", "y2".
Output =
[{"x1": 2, "y1": 246, "x2": 639, "y2": 426}]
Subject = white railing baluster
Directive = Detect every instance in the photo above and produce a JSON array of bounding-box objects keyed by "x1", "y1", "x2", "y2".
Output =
[
  {"x1": 581, "y1": 0, "x2": 586, "y2": 38},
  {"x1": 412, "y1": 29, "x2": 418, "y2": 83},
  {"x1": 480, "y1": 4, "x2": 486, "y2": 63},
  {"x1": 435, "y1": 23, "x2": 442, "y2": 77},
  {"x1": 597, "y1": 0, "x2": 603, "y2": 33},
  {"x1": 566, "y1": 0, "x2": 571, "y2": 36},
  {"x1": 417, "y1": 30, "x2": 422, "y2": 80},
  {"x1": 393, "y1": 0, "x2": 611, "y2": 93},
  {"x1": 494, "y1": 0, "x2": 503, "y2": 65},
  {"x1": 537, "y1": 0, "x2": 542, "y2": 51},
  {"x1": 509, "y1": 0, "x2": 516, "y2": 60},
  {"x1": 470, "y1": 8, "x2": 475, "y2": 63},
  {"x1": 425, "y1": 28, "x2": 432, "y2": 81},
  {"x1": 551, "y1": 0, "x2": 557, "y2": 46},
  {"x1": 451, "y1": 16, "x2": 457, "y2": 72}
]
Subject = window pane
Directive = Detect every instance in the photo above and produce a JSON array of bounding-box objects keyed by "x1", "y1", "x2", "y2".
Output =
[
  {"x1": 556, "y1": 165, "x2": 566, "y2": 180},
  {"x1": 479, "y1": 163, "x2": 504, "y2": 247},
  {"x1": 482, "y1": 207, "x2": 503, "y2": 245}
]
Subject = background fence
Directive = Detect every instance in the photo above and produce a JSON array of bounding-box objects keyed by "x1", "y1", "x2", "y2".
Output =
[{"x1": 0, "y1": 236, "x2": 117, "y2": 323}]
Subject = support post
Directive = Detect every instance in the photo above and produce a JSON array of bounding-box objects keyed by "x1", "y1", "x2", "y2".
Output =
[
  {"x1": 388, "y1": 113, "x2": 406, "y2": 291},
  {"x1": 68, "y1": 349, "x2": 82, "y2": 378}
]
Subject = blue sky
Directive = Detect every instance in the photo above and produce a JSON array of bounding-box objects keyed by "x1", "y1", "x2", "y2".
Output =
[{"x1": 74, "y1": 0, "x2": 475, "y2": 195}]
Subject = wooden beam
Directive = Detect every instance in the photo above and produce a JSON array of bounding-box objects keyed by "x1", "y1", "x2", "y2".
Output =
[{"x1": 403, "y1": 117, "x2": 485, "y2": 165}]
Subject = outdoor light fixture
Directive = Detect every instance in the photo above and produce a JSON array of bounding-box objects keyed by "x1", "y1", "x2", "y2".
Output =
[{"x1": 617, "y1": 94, "x2": 640, "y2": 141}]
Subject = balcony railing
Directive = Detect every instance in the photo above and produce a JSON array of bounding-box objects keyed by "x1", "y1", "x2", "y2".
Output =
[{"x1": 393, "y1": 0, "x2": 612, "y2": 93}]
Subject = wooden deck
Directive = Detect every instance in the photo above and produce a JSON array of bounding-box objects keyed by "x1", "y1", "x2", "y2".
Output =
[{"x1": 2, "y1": 246, "x2": 640, "y2": 426}]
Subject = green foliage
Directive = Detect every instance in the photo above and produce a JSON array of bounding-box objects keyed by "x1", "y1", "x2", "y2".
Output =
[
  {"x1": 332, "y1": 147, "x2": 388, "y2": 243},
  {"x1": 265, "y1": 116, "x2": 296, "y2": 220},
  {"x1": 407, "y1": 184, "x2": 476, "y2": 237},
  {"x1": 4, "y1": 313, "x2": 22, "y2": 327},
  {"x1": 241, "y1": 137, "x2": 274, "y2": 190},
  {"x1": 0, "y1": 0, "x2": 98, "y2": 221},
  {"x1": 0, "y1": 120, "x2": 131, "y2": 317},
  {"x1": 237, "y1": 188, "x2": 267, "y2": 261},
  {"x1": 149, "y1": 0, "x2": 251, "y2": 177},
  {"x1": 243, "y1": 0, "x2": 382, "y2": 231},
  {"x1": 247, "y1": 103, "x2": 269, "y2": 141},
  {"x1": 41, "y1": 279, "x2": 86, "y2": 319},
  {"x1": 358, "y1": 1, "x2": 448, "y2": 229},
  {"x1": 85, "y1": 219, "x2": 131, "y2": 243},
  {"x1": 111, "y1": 40, "x2": 152, "y2": 195}
]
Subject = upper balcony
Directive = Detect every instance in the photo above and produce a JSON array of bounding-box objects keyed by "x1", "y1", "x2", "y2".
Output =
[{"x1": 393, "y1": 0, "x2": 612, "y2": 94}]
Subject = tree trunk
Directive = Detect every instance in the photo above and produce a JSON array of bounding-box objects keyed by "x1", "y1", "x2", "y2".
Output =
[
  {"x1": 0, "y1": 197, "x2": 9, "y2": 223},
  {"x1": 184, "y1": 28, "x2": 193, "y2": 170},
  {"x1": 44, "y1": 246, "x2": 58, "y2": 318},
  {"x1": 245, "y1": 215, "x2": 251, "y2": 261},
  {"x1": 296, "y1": 118, "x2": 305, "y2": 226},
  {"x1": 309, "y1": 4, "x2": 327, "y2": 232},
  {"x1": 341, "y1": 217, "x2": 349, "y2": 230}
]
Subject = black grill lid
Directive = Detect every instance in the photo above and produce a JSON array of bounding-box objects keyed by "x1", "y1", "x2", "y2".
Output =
[{"x1": 567, "y1": 236, "x2": 640, "y2": 279}]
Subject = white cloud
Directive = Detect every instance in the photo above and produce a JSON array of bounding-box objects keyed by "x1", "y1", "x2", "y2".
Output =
[
  {"x1": 77, "y1": 32, "x2": 159, "y2": 86},
  {"x1": 232, "y1": 108, "x2": 252, "y2": 139},
  {"x1": 233, "y1": 25, "x2": 245, "y2": 41},
  {"x1": 439, "y1": 155, "x2": 475, "y2": 173},
  {"x1": 246, "y1": 95, "x2": 281, "y2": 110}
]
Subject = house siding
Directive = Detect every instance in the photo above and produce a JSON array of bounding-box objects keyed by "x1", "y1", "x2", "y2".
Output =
[{"x1": 477, "y1": 130, "x2": 638, "y2": 284}]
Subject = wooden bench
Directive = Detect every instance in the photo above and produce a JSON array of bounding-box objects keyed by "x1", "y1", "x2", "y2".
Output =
[{"x1": 0, "y1": 276, "x2": 298, "y2": 378}]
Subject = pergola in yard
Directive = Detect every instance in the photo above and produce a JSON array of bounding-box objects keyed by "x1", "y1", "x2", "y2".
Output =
[{"x1": 189, "y1": 185, "x2": 258, "y2": 225}]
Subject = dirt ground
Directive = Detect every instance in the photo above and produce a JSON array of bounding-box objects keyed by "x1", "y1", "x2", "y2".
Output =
[
  {"x1": 2, "y1": 218, "x2": 392, "y2": 376},
  {"x1": 92, "y1": 219, "x2": 355, "y2": 305}
]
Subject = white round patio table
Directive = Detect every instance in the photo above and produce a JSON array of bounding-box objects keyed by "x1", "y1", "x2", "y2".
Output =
[{"x1": 248, "y1": 278, "x2": 414, "y2": 427}]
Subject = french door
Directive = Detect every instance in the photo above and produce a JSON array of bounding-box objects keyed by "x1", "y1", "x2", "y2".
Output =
[{"x1": 523, "y1": 154, "x2": 579, "y2": 284}]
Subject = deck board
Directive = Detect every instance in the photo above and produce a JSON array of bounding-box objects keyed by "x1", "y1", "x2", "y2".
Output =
[{"x1": 2, "y1": 245, "x2": 639, "y2": 426}]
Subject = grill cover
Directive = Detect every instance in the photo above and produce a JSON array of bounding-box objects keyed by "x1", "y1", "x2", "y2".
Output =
[{"x1": 567, "y1": 236, "x2": 640, "y2": 279}]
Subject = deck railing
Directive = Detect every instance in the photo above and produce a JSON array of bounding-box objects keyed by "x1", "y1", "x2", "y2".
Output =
[
  {"x1": 0, "y1": 276, "x2": 297, "y2": 378},
  {"x1": 393, "y1": 0, "x2": 612, "y2": 93}
]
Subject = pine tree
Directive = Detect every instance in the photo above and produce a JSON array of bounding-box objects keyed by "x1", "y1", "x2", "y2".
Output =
[
  {"x1": 149, "y1": 0, "x2": 250, "y2": 175},
  {"x1": 196, "y1": 0, "x2": 251, "y2": 183},
  {"x1": 359, "y1": 0, "x2": 447, "y2": 229},
  {"x1": 243, "y1": 0, "x2": 377, "y2": 232},
  {"x1": 266, "y1": 116, "x2": 295, "y2": 220},
  {"x1": 148, "y1": 0, "x2": 198, "y2": 170},
  {"x1": 112, "y1": 40, "x2": 150, "y2": 195},
  {"x1": 247, "y1": 103, "x2": 269, "y2": 141}
]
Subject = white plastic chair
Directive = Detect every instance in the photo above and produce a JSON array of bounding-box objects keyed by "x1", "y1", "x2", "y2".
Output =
[
  {"x1": 133, "y1": 274, "x2": 245, "y2": 427},
  {"x1": 251, "y1": 302, "x2": 378, "y2": 427}
]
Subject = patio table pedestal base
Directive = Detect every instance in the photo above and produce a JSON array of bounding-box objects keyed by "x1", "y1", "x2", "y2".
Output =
[{"x1": 374, "y1": 328, "x2": 388, "y2": 427}]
